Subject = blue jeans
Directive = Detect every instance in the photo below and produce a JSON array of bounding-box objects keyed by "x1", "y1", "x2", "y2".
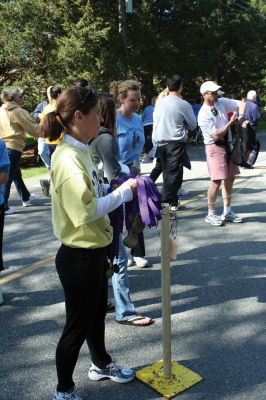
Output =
[
  {"x1": 4, "y1": 148, "x2": 30, "y2": 210},
  {"x1": 112, "y1": 234, "x2": 136, "y2": 321},
  {"x1": 38, "y1": 138, "x2": 51, "y2": 169}
]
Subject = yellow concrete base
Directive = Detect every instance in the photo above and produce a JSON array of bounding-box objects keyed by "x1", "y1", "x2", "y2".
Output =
[{"x1": 136, "y1": 359, "x2": 203, "y2": 398}]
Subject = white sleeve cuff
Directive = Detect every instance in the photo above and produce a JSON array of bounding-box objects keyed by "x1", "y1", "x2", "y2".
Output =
[{"x1": 89, "y1": 181, "x2": 133, "y2": 222}]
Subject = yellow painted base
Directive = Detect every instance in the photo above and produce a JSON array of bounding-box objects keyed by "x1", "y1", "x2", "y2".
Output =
[{"x1": 136, "y1": 359, "x2": 203, "y2": 398}]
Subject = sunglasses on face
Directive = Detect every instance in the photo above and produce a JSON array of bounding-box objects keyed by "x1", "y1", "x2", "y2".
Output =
[
  {"x1": 205, "y1": 91, "x2": 218, "y2": 95},
  {"x1": 78, "y1": 85, "x2": 95, "y2": 104},
  {"x1": 211, "y1": 107, "x2": 218, "y2": 116}
]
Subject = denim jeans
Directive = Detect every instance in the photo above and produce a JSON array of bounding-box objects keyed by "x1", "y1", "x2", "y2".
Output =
[
  {"x1": 4, "y1": 148, "x2": 30, "y2": 210},
  {"x1": 38, "y1": 138, "x2": 51, "y2": 169},
  {"x1": 112, "y1": 234, "x2": 136, "y2": 321}
]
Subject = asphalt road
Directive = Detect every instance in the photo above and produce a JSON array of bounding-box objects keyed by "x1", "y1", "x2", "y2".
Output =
[{"x1": 0, "y1": 133, "x2": 266, "y2": 400}]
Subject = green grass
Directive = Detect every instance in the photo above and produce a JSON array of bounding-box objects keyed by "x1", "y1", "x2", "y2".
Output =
[{"x1": 21, "y1": 165, "x2": 47, "y2": 179}]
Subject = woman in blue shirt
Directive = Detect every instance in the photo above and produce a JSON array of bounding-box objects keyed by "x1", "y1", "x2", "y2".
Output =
[{"x1": 116, "y1": 80, "x2": 149, "y2": 268}]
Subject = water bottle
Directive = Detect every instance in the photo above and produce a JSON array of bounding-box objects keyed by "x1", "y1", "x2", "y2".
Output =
[{"x1": 246, "y1": 147, "x2": 257, "y2": 166}]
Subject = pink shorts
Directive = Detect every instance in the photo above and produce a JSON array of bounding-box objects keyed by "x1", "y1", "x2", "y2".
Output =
[{"x1": 205, "y1": 144, "x2": 240, "y2": 181}]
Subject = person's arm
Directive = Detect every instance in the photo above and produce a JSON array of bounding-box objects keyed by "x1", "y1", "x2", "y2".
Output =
[
  {"x1": 211, "y1": 113, "x2": 238, "y2": 141},
  {"x1": 250, "y1": 105, "x2": 260, "y2": 122},
  {"x1": 183, "y1": 103, "x2": 197, "y2": 131},
  {"x1": 237, "y1": 100, "x2": 246, "y2": 117},
  {"x1": 56, "y1": 170, "x2": 135, "y2": 228},
  {"x1": 89, "y1": 180, "x2": 134, "y2": 222},
  {"x1": 16, "y1": 108, "x2": 41, "y2": 138},
  {"x1": 211, "y1": 99, "x2": 246, "y2": 141}
]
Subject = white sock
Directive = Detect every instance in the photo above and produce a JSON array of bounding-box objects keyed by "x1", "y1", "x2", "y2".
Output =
[
  {"x1": 208, "y1": 209, "x2": 215, "y2": 216},
  {"x1": 224, "y1": 206, "x2": 231, "y2": 215}
]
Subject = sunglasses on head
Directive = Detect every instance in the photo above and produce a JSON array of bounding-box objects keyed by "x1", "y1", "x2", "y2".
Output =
[
  {"x1": 211, "y1": 107, "x2": 218, "y2": 116},
  {"x1": 78, "y1": 85, "x2": 95, "y2": 104}
]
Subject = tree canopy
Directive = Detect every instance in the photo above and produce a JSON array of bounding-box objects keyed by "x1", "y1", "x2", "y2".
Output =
[{"x1": 0, "y1": 0, "x2": 266, "y2": 109}]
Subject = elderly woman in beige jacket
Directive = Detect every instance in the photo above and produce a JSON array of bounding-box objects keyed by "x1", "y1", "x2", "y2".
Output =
[{"x1": 0, "y1": 87, "x2": 41, "y2": 214}]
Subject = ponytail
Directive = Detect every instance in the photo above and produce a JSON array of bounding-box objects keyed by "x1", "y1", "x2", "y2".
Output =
[{"x1": 42, "y1": 111, "x2": 64, "y2": 142}]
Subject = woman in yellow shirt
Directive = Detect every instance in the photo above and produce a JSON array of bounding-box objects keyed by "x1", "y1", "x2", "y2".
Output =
[{"x1": 42, "y1": 86, "x2": 137, "y2": 400}]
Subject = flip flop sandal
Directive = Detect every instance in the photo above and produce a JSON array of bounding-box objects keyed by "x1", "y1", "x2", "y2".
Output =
[{"x1": 116, "y1": 316, "x2": 154, "y2": 326}]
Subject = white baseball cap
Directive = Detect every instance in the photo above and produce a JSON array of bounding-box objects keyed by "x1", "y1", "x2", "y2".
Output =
[{"x1": 200, "y1": 81, "x2": 222, "y2": 95}]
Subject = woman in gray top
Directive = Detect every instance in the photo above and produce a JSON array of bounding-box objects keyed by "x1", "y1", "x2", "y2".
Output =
[{"x1": 90, "y1": 93, "x2": 153, "y2": 327}]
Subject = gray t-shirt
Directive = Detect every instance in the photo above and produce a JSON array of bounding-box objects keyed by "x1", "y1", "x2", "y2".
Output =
[
  {"x1": 198, "y1": 98, "x2": 239, "y2": 145},
  {"x1": 152, "y1": 95, "x2": 197, "y2": 143}
]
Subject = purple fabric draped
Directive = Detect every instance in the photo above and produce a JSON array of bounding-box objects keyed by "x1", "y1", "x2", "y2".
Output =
[
  {"x1": 136, "y1": 176, "x2": 161, "y2": 228},
  {"x1": 107, "y1": 174, "x2": 161, "y2": 262}
]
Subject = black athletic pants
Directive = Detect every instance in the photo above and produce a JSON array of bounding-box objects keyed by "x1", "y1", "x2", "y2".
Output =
[
  {"x1": 159, "y1": 142, "x2": 186, "y2": 205},
  {"x1": 143, "y1": 124, "x2": 153, "y2": 154},
  {"x1": 55, "y1": 244, "x2": 111, "y2": 392},
  {"x1": 130, "y1": 231, "x2": 145, "y2": 258},
  {"x1": 149, "y1": 158, "x2": 162, "y2": 182}
]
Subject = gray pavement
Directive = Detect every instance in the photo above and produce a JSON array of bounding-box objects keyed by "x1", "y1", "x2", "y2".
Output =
[{"x1": 0, "y1": 133, "x2": 266, "y2": 400}]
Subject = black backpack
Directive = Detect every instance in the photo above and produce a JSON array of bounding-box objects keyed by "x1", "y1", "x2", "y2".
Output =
[{"x1": 229, "y1": 117, "x2": 260, "y2": 167}]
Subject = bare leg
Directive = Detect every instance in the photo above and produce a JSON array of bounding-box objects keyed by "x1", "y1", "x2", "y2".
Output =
[
  {"x1": 208, "y1": 180, "x2": 222, "y2": 212},
  {"x1": 222, "y1": 177, "x2": 235, "y2": 208}
]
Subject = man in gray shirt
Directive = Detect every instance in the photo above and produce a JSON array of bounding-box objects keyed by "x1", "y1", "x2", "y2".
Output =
[{"x1": 153, "y1": 75, "x2": 197, "y2": 210}]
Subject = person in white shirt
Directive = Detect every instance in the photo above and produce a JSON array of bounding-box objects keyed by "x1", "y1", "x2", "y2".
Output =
[{"x1": 198, "y1": 81, "x2": 246, "y2": 226}]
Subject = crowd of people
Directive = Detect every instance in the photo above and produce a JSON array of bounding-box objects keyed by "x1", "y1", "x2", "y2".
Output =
[{"x1": 0, "y1": 75, "x2": 261, "y2": 399}]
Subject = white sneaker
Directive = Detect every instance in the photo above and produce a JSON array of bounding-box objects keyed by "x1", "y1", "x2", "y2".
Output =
[
  {"x1": 133, "y1": 256, "x2": 149, "y2": 268},
  {"x1": 162, "y1": 201, "x2": 180, "y2": 212},
  {"x1": 177, "y1": 187, "x2": 189, "y2": 196},
  {"x1": 22, "y1": 193, "x2": 37, "y2": 207},
  {"x1": 5, "y1": 207, "x2": 16, "y2": 215},
  {"x1": 221, "y1": 210, "x2": 243, "y2": 223},
  {"x1": 22, "y1": 200, "x2": 34, "y2": 207},
  {"x1": 53, "y1": 386, "x2": 81, "y2": 399},
  {"x1": 127, "y1": 256, "x2": 135, "y2": 267},
  {"x1": 0, "y1": 287, "x2": 4, "y2": 305},
  {"x1": 169, "y1": 204, "x2": 179, "y2": 212},
  {"x1": 205, "y1": 213, "x2": 223, "y2": 226},
  {"x1": 88, "y1": 359, "x2": 135, "y2": 383}
]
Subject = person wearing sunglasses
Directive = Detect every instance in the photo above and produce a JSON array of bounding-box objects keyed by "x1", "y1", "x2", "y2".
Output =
[
  {"x1": 198, "y1": 81, "x2": 246, "y2": 226},
  {"x1": 42, "y1": 86, "x2": 137, "y2": 400}
]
